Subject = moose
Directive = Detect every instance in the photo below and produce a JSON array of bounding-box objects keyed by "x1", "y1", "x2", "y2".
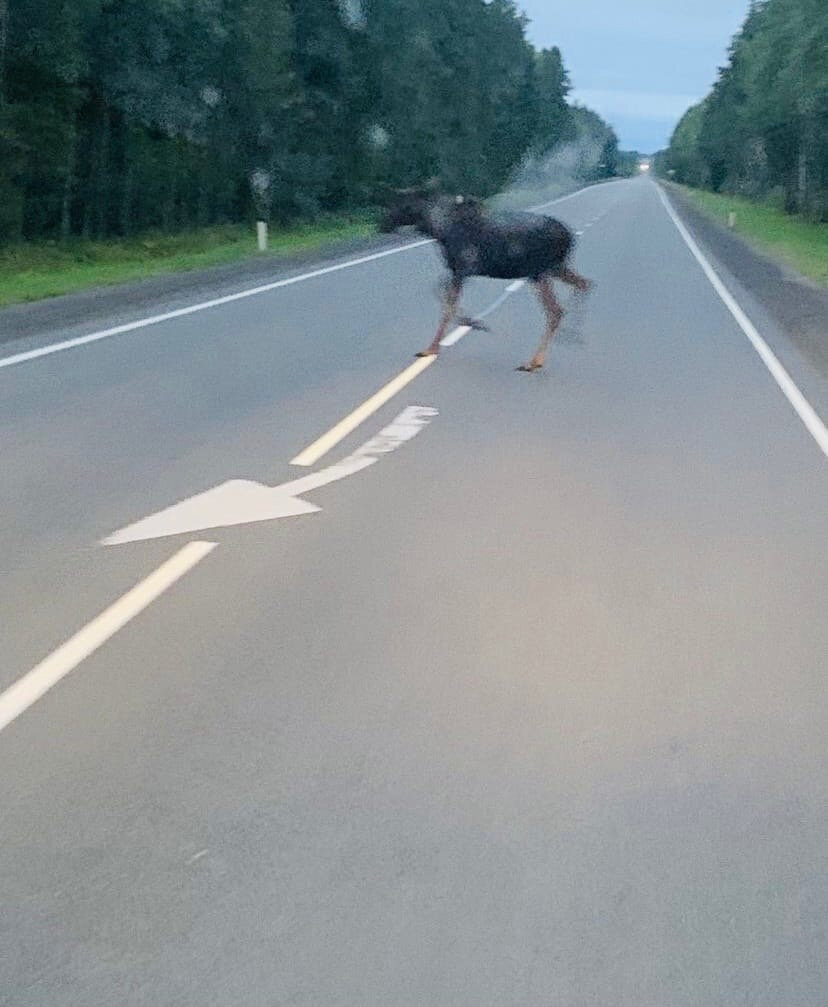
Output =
[{"x1": 380, "y1": 186, "x2": 592, "y2": 371}]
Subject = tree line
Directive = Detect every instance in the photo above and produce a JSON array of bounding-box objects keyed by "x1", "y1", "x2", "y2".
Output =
[
  {"x1": 0, "y1": 0, "x2": 623, "y2": 243},
  {"x1": 660, "y1": 0, "x2": 827, "y2": 220}
]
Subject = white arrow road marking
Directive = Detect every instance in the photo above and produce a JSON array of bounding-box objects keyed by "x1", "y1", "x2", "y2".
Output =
[{"x1": 104, "y1": 405, "x2": 438, "y2": 545}]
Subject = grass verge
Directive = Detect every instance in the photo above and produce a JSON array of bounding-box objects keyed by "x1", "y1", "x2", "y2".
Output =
[
  {"x1": 674, "y1": 185, "x2": 828, "y2": 285},
  {"x1": 0, "y1": 214, "x2": 376, "y2": 308}
]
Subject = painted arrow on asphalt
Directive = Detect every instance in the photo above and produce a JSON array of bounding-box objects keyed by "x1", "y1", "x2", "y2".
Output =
[{"x1": 103, "y1": 405, "x2": 437, "y2": 545}]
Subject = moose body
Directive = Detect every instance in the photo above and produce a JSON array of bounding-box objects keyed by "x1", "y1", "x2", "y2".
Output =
[
  {"x1": 436, "y1": 208, "x2": 573, "y2": 280},
  {"x1": 380, "y1": 190, "x2": 591, "y2": 371}
]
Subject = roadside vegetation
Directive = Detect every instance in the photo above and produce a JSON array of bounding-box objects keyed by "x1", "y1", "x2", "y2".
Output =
[
  {"x1": 658, "y1": 0, "x2": 826, "y2": 281},
  {"x1": 2, "y1": 1, "x2": 624, "y2": 244},
  {"x1": 675, "y1": 187, "x2": 828, "y2": 285},
  {"x1": 0, "y1": 0, "x2": 642, "y2": 306},
  {"x1": 0, "y1": 215, "x2": 374, "y2": 307}
]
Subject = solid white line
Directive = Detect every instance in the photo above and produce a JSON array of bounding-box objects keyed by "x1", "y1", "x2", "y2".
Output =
[
  {"x1": 0, "y1": 541, "x2": 217, "y2": 734},
  {"x1": 0, "y1": 240, "x2": 433, "y2": 371},
  {"x1": 506, "y1": 280, "x2": 525, "y2": 293},
  {"x1": 290, "y1": 356, "x2": 436, "y2": 466},
  {"x1": 657, "y1": 185, "x2": 828, "y2": 458}
]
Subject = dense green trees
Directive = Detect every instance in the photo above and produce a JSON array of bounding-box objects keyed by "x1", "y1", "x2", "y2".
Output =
[
  {"x1": 663, "y1": 0, "x2": 827, "y2": 219},
  {"x1": 1, "y1": 0, "x2": 621, "y2": 242},
  {"x1": 570, "y1": 105, "x2": 620, "y2": 180},
  {"x1": 532, "y1": 46, "x2": 574, "y2": 157}
]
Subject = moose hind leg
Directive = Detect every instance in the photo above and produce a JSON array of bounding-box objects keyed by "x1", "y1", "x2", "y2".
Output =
[
  {"x1": 557, "y1": 264, "x2": 592, "y2": 293},
  {"x1": 518, "y1": 275, "x2": 563, "y2": 372}
]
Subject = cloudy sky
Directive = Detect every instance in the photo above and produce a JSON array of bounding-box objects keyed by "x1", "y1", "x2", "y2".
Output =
[{"x1": 519, "y1": 0, "x2": 750, "y2": 153}]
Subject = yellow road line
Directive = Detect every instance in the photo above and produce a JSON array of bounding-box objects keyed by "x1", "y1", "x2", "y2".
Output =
[
  {"x1": 0, "y1": 541, "x2": 217, "y2": 734},
  {"x1": 290, "y1": 355, "x2": 437, "y2": 467}
]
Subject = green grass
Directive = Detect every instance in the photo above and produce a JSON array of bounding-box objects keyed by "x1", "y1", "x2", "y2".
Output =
[
  {"x1": 0, "y1": 214, "x2": 376, "y2": 307},
  {"x1": 674, "y1": 185, "x2": 828, "y2": 285}
]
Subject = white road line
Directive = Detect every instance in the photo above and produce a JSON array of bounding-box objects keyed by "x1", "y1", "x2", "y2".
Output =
[
  {"x1": 506, "y1": 280, "x2": 525, "y2": 293},
  {"x1": 290, "y1": 356, "x2": 436, "y2": 466},
  {"x1": 477, "y1": 287, "x2": 515, "y2": 320},
  {"x1": 0, "y1": 240, "x2": 433, "y2": 371},
  {"x1": 658, "y1": 185, "x2": 828, "y2": 459},
  {"x1": 0, "y1": 541, "x2": 217, "y2": 734},
  {"x1": 440, "y1": 325, "x2": 471, "y2": 347}
]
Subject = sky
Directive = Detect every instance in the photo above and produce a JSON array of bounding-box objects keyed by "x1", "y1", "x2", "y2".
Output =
[{"x1": 519, "y1": 0, "x2": 750, "y2": 153}]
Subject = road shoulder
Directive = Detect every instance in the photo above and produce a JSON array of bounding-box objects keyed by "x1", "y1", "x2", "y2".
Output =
[
  {"x1": 0, "y1": 231, "x2": 411, "y2": 350},
  {"x1": 663, "y1": 183, "x2": 828, "y2": 381}
]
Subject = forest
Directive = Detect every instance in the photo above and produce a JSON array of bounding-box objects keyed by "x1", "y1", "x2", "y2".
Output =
[
  {"x1": 660, "y1": 0, "x2": 827, "y2": 220},
  {"x1": 0, "y1": 0, "x2": 623, "y2": 243}
]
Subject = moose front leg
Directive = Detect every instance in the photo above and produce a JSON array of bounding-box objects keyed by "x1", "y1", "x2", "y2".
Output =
[
  {"x1": 417, "y1": 275, "x2": 463, "y2": 357},
  {"x1": 518, "y1": 274, "x2": 563, "y2": 372}
]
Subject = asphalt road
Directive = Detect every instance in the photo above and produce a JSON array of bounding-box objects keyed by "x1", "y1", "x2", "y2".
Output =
[{"x1": 1, "y1": 178, "x2": 827, "y2": 1006}]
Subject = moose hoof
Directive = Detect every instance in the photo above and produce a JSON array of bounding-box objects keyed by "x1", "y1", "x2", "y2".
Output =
[
  {"x1": 456, "y1": 316, "x2": 490, "y2": 332},
  {"x1": 416, "y1": 349, "x2": 439, "y2": 358}
]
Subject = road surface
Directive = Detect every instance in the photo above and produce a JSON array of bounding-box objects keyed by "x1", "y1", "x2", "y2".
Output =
[{"x1": 1, "y1": 178, "x2": 827, "y2": 1006}]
